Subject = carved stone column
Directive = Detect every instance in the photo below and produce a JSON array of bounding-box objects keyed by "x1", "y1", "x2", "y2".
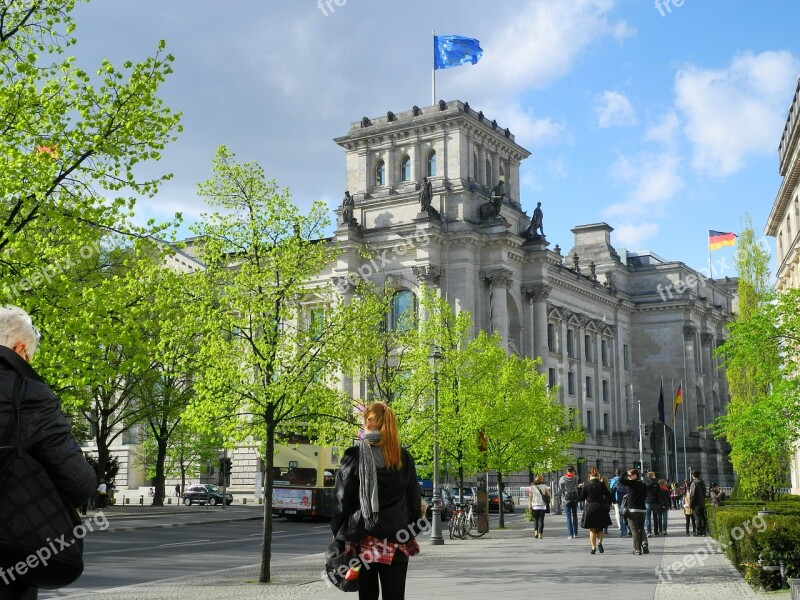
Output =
[
  {"x1": 484, "y1": 268, "x2": 512, "y2": 349},
  {"x1": 523, "y1": 284, "x2": 550, "y2": 370}
]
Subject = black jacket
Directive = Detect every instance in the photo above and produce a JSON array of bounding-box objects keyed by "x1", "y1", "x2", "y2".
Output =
[
  {"x1": 0, "y1": 348, "x2": 96, "y2": 506},
  {"x1": 619, "y1": 474, "x2": 648, "y2": 510},
  {"x1": 331, "y1": 445, "x2": 421, "y2": 543},
  {"x1": 645, "y1": 477, "x2": 661, "y2": 504},
  {"x1": 0, "y1": 347, "x2": 97, "y2": 599}
]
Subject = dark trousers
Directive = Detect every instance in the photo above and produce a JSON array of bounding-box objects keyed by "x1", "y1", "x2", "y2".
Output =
[
  {"x1": 626, "y1": 511, "x2": 647, "y2": 553},
  {"x1": 645, "y1": 502, "x2": 660, "y2": 534},
  {"x1": 97, "y1": 493, "x2": 106, "y2": 509},
  {"x1": 693, "y1": 506, "x2": 706, "y2": 535},
  {"x1": 685, "y1": 512, "x2": 696, "y2": 534},
  {"x1": 358, "y1": 553, "x2": 409, "y2": 600},
  {"x1": 532, "y1": 509, "x2": 546, "y2": 534}
]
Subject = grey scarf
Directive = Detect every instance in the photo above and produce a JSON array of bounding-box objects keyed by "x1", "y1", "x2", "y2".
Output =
[{"x1": 359, "y1": 431, "x2": 381, "y2": 530}]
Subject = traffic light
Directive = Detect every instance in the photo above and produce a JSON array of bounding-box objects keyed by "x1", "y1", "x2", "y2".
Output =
[
  {"x1": 633, "y1": 460, "x2": 642, "y2": 470},
  {"x1": 642, "y1": 423, "x2": 649, "y2": 437},
  {"x1": 218, "y1": 458, "x2": 232, "y2": 485},
  {"x1": 644, "y1": 461, "x2": 651, "y2": 472}
]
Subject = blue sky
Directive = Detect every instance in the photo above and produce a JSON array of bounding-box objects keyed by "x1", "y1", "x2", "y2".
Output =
[{"x1": 71, "y1": 0, "x2": 800, "y2": 278}]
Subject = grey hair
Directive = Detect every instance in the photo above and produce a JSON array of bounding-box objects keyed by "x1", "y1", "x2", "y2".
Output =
[{"x1": 0, "y1": 305, "x2": 41, "y2": 358}]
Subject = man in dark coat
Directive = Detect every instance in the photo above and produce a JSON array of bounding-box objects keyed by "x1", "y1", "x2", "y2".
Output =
[
  {"x1": 689, "y1": 470, "x2": 707, "y2": 536},
  {"x1": 0, "y1": 306, "x2": 97, "y2": 599}
]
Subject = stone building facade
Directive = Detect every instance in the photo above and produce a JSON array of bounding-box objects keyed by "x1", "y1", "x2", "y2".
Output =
[
  {"x1": 767, "y1": 77, "x2": 800, "y2": 494},
  {"x1": 320, "y1": 100, "x2": 735, "y2": 486}
]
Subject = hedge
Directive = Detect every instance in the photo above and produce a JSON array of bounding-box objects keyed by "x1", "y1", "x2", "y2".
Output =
[{"x1": 708, "y1": 496, "x2": 800, "y2": 591}]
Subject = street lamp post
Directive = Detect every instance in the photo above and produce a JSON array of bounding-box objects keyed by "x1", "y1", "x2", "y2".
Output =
[{"x1": 429, "y1": 346, "x2": 444, "y2": 545}]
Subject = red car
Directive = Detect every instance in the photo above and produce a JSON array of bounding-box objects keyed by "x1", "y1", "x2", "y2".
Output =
[{"x1": 488, "y1": 491, "x2": 515, "y2": 512}]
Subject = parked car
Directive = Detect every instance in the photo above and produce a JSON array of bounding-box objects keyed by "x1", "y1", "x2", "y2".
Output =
[
  {"x1": 182, "y1": 484, "x2": 233, "y2": 506},
  {"x1": 449, "y1": 486, "x2": 477, "y2": 504},
  {"x1": 423, "y1": 487, "x2": 454, "y2": 521},
  {"x1": 488, "y1": 491, "x2": 515, "y2": 512}
]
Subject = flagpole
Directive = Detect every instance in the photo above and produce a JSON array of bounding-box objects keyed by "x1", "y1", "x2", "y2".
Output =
[
  {"x1": 432, "y1": 28, "x2": 436, "y2": 106},
  {"x1": 681, "y1": 380, "x2": 688, "y2": 480},
  {"x1": 707, "y1": 227, "x2": 713, "y2": 279},
  {"x1": 638, "y1": 400, "x2": 643, "y2": 473},
  {"x1": 672, "y1": 378, "x2": 679, "y2": 482},
  {"x1": 661, "y1": 378, "x2": 668, "y2": 480}
]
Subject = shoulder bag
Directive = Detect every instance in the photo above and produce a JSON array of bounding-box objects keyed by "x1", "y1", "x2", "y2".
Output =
[{"x1": 0, "y1": 377, "x2": 84, "y2": 589}]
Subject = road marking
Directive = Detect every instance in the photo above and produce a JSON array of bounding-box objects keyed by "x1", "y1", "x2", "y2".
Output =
[{"x1": 157, "y1": 539, "x2": 211, "y2": 547}]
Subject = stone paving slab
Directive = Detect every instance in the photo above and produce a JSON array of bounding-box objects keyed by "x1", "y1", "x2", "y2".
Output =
[{"x1": 49, "y1": 520, "x2": 781, "y2": 599}]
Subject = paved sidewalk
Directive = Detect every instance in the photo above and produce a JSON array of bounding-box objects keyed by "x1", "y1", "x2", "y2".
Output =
[{"x1": 54, "y1": 516, "x2": 784, "y2": 600}]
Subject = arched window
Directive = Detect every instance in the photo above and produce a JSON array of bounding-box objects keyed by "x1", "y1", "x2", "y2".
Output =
[
  {"x1": 400, "y1": 155, "x2": 411, "y2": 182},
  {"x1": 485, "y1": 158, "x2": 492, "y2": 185},
  {"x1": 426, "y1": 151, "x2": 437, "y2": 177},
  {"x1": 375, "y1": 160, "x2": 385, "y2": 186},
  {"x1": 390, "y1": 290, "x2": 417, "y2": 332}
]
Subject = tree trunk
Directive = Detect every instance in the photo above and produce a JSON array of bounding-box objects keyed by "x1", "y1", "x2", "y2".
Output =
[
  {"x1": 152, "y1": 434, "x2": 168, "y2": 507},
  {"x1": 498, "y1": 471, "x2": 505, "y2": 529},
  {"x1": 260, "y1": 420, "x2": 276, "y2": 583}
]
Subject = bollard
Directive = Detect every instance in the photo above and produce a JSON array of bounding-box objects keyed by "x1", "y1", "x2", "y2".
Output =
[
  {"x1": 125, "y1": 497, "x2": 130, "y2": 505},
  {"x1": 140, "y1": 495, "x2": 144, "y2": 505},
  {"x1": 242, "y1": 498, "x2": 247, "y2": 505}
]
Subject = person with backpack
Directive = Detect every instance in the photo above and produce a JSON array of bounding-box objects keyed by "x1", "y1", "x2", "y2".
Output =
[
  {"x1": 609, "y1": 468, "x2": 629, "y2": 537},
  {"x1": 689, "y1": 470, "x2": 707, "y2": 536},
  {"x1": 559, "y1": 466, "x2": 580, "y2": 539}
]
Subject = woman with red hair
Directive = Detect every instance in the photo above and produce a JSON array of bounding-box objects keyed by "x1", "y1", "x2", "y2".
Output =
[{"x1": 331, "y1": 402, "x2": 422, "y2": 599}]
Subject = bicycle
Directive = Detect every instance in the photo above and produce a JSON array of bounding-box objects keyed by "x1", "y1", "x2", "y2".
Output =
[
  {"x1": 448, "y1": 502, "x2": 488, "y2": 539},
  {"x1": 449, "y1": 503, "x2": 467, "y2": 540},
  {"x1": 463, "y1": 502, "x2": 488, "y2": 538}
]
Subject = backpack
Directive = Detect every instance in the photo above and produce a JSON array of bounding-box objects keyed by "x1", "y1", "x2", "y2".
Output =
[
  {"x1": 562, "y1": 488, "x2": 579, "y2": 506},
  {"x1": 610, "y1": 477, "x2": 628, "y2": 504}
]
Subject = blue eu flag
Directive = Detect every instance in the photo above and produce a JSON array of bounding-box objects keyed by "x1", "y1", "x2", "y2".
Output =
[{"x1": 434, "y1": 35, "x2": 483, "y2": 70}]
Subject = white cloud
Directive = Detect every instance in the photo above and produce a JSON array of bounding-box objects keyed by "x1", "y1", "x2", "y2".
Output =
[
  {"x1": 675, "y1": 50, "x2": 800, "y2": 176},
  {"x1": 612, "y1": 221, "x2": 659, "y2": 248},
  {"x1": 454, "y1": 0, "x2": 634, "y2": 97},
  {"x1": 644, "y1": 112, "x2": 680, "y2": 147},
  {"x1": 479, "y1": 102, "x2": 565, "y2": 147},
  {"x1": 596, "y1": 91, "x2": 637, "y2": 128},
  {"x1": 604, "y1": 150, "x2": 684, "y2": 217}
]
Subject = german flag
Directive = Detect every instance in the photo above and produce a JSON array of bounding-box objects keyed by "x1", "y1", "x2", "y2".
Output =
[{"x1": 709, "y1": 230, "x2": 735, "y2": 251}]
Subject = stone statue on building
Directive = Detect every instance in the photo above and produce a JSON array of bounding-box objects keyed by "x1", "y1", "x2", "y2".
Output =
[
  {"x1": 522, "y1": 201, "x2": 546, "y2": 241},
  {"x1": 480, "y1": 180, "x2": 507, "y2": 221},
  {"x1": 418, "y1": 177, "x2": 439, "y2": 219},
  {"x1": 340, "y1": 191, "x2": 356, "y2": 226}
]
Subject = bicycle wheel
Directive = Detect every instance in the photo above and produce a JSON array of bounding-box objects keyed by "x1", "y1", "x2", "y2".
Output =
[
  {"x1": 466, "y1": 513, "x2": 489, "y2": 538},
  {"x1": 458, "y1": 515, "x2": 468, "y2": 540},
  {"x1": 448, "y1": 514, "x2": 458, "y2": 540}
]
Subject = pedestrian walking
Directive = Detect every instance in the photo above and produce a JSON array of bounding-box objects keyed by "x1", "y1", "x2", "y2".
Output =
[
  {"x1": 609, "y1": 468, "x2": 629, "y2": 537},
  {"x1": 689, "y1": 470, "x2": 707, "y2": 536},
  {"x1": 658, "y1": 479, "x2": 671, "y2": 534},
  {"x1": 331, "y1": 402, "x2": 422, "y2": 600},
  {"x1": 683, "y1": 480, "x2": 696, "y2": 536},
  {"x1": 0, "y1": 305, "x2": 97, "y2": 599},
  {"x1": 175, "y1": 484, "x2": 181, "y2": 497},
  {"x1": 644, "y1": 471, "x2": 661, "y2": 536},
  {"x1": 559, "y1": 466, "x2": 580, "y2": 539},
  {"x1": 620, "y1": 468, "x2": 649, "y2": 555},
  {"x1": 580, "y1": 467, "x2": 612, "y2": 554},
  {"x1": 528, "y1": 475, "x2": 550, "y2": 539},
  {"x1": 97, "y1": 479, "x2": 108, "y2": 509}
]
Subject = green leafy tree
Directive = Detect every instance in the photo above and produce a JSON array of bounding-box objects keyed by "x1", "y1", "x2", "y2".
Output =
[
  {"x1": 0, "y1": 0, "x2": 181, "y2": 260},
  {"x1": 186, "y1": 146, "x2": 371, "y2": 582},
  {"x1": 713, "y1": 216, "x2": 798, "y2": 500},
  {"x1": 470, "y1": 335, "x2": 583, "y2": 527}
]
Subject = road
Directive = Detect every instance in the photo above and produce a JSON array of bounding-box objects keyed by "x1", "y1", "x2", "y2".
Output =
[{"x1": 40, "y1": 506, "x2": 525, "y2": 597}]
